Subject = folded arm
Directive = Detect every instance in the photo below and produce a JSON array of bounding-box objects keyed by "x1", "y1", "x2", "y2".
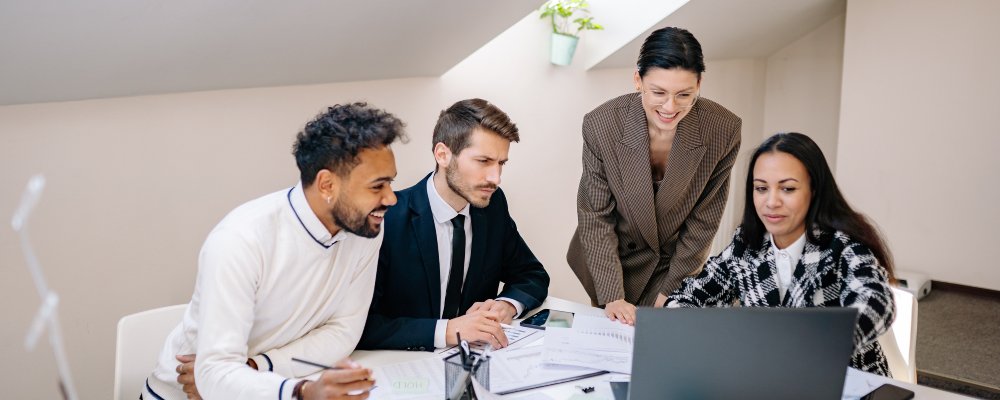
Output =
[
  {"x1": 194, "y1": 229, "x2": 302, "y2": 400},
  {"x1": 496, "y1": 191, "x2": 549, "y2": 313}
]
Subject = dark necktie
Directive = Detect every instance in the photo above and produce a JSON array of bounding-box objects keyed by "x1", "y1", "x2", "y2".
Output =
[{"x1": 442, "y1": 214, "x2": 466, "y2": 319}]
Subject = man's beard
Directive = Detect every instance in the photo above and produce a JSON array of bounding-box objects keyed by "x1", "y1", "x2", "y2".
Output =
[
  {"x1": 331, "y1": 190, "x2": 385, "y2": 238},
  {"x1": 445, "y1": 159, "x2": 497, "y2": 208}
]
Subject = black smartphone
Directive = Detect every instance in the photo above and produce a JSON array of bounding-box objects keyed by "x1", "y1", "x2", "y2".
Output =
[
  {"x1": 861, "y1": 383, "x2": 915, "y2": 400},
  {"x1": 519, "y1": 309, "x2": 575, "y2": 330}
]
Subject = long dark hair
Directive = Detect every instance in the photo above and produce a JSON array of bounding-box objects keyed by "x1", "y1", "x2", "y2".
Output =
[{"x1": 740, "y1": 133, "x2": 894, "y2": 278}]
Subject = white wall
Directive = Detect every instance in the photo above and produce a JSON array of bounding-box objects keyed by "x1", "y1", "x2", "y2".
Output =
[
  {"x1": 0, "y1": 11, "x2": 845, "y2": 400},
  {"x1": 0, "y1": 13, "x2": 629, "y2": 399},
  {"x1": 700, "y1": 13, "x2": 847, "y2": 253},
  {"x1": 0, "y1": 78, "x2": 448, "y2": 400},
  {"x1": 698, "y1": 58, "x2": 768, "y2": 251},
  {"x1": 838, "y1": 0, "x2": 1000, "y2": 290},
  {"x1": 764, "y1": 14, "x2": 845, "y2": 169}
]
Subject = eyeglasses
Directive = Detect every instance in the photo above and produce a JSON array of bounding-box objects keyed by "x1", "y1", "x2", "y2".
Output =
[{"x1": 641, "y1": 89, "x2": 699, "y2": 109}]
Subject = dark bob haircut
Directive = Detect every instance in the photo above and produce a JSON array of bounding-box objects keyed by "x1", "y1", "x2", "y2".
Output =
[
  {"x1": 637, "y1": 26, "x2": 705, "y2": 78},
  {"x1": 293, "y1": 102, "x2": 406, "y2": 187}
]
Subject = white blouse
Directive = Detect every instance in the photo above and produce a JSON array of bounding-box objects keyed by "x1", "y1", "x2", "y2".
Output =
[{"x1": 770, "y1": 233, "x2": 807, "y2": 301}]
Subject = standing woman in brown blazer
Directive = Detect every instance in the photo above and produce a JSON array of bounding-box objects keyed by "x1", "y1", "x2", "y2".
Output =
[{"x1": 568, "y1": 27, "x2": 742, "y2": 324}]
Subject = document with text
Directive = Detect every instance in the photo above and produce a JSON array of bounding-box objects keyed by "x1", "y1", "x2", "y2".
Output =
[
  {"x1": 542, "y1": 314, "x2": 635, "y2": 374},
  {"x1": 489, "y1": 344, "x2": 606, "y2": 394}
]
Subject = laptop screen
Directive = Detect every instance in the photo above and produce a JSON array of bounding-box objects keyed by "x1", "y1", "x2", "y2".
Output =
[{"x1": 627, "y1": 307, "x2": 858, "y2": 400}]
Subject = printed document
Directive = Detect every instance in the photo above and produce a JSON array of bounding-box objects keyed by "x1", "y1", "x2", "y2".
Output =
[
  {"x1": 542, "y1": 314, "x2": 634, "y2": 374},
  {"x1": 489, "y1": 345, "x2": 605, "y2": 394}
]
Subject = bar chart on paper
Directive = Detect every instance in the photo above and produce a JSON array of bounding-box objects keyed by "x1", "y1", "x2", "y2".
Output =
[
  {"x1": 542, "y1": 315, "x2": 635, "y2": 374},
  {"x1": 575, "y1": 328, "x2": 633, "y2": 346}
]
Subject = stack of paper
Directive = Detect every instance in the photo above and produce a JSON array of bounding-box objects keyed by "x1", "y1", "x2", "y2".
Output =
[
  {"x1": 542, "y1": 314, "x2": 635, "y2": 374},
  {"x1": 488, "y1": 345, "x2": 605, "y2": 394}
]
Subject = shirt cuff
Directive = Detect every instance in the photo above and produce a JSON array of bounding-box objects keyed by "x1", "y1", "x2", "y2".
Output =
[
  {"x1": 279, "y1": 378, "x2": 305, "y2": 400},
  {"x1": 434, "y1": 319, "x2": 449, "y2": 349},
  {"x1": 251, "y1": 353, "x2": 275, "y2": 372},
  {"x1": 496, "y1": 297, "x2": 524, "y2": 318}
]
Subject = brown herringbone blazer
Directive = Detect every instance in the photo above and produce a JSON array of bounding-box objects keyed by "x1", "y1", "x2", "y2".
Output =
[{"x1": 567, "y1": 92, "x2": 741, "y2": 306}]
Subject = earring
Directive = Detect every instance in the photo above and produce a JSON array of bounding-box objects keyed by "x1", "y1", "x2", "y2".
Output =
[{"x1": 325, "y1": 196, "x2": 331, "y2": 204}]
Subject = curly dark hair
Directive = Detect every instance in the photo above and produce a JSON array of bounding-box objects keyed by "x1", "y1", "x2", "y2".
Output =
[{"x1": 293, "y1": 102, "x2": 407, "y2": 187}]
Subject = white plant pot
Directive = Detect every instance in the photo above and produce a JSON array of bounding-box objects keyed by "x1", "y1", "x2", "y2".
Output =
[{"x1": 550, "y1": 33, "x2": 579, "y2": 66}]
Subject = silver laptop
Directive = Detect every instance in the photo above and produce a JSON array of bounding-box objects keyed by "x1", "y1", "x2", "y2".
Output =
[{"x1": 625, "y1": 307, "x2": 858, "y2": 400}]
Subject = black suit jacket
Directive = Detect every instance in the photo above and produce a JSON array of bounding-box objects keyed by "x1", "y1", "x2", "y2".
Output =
[{"x1": 358, "y1": 174, "x2": 549, "y2": 351}]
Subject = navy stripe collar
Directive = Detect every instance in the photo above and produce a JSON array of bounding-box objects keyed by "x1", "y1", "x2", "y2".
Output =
[{"x1": 287, "y1": 183, "x2": 343, "y2": 249}]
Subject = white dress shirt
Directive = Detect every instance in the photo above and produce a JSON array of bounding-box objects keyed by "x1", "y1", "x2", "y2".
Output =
[
  {"x1": 770, "y1": 232, "x2": 807, "y2": 302},
  {"x1": 427, "y1": 172, "x2": 523, "y2": 348},
  {"x1": 144, "y1": 183, "x2": 381, "y2": 400}
]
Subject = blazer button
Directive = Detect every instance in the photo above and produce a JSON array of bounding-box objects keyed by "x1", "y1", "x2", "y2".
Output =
[{"x1": 627, "y1": 242, "x2": 637, "y2": 250}]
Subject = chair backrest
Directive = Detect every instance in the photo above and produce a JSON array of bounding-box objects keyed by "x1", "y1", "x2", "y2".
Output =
[
  {"x1": 878, "y1": 287, "x2": 918, "y2": 383},
  {"x1": 114, "y1": 304, "x2": 186, "y2": 400}
]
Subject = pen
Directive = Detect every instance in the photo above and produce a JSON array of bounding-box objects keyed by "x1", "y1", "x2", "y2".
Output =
[
  {"x1": 448, "y1": 369, "x2": 471, "y2": 400},
  {"x1": 291, "y1": 357, "x2": 346, "y2": 370},
  {"x1": 470, "y1": 344, "x2": 492, "y2": 374},
  {"x1": 457, "y1": 333, "x2": 470, "y2": 367}
]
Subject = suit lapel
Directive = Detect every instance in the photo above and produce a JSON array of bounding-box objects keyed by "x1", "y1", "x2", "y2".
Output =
[
  {"x1": 616, "y1": 95, "x2": 659, "y2": 250},
  {"x1": 655, "y1": 102, "x2": 707, "y2": 212},
  {"x1": 410, "y1": 177, "x2": 443, "y2": 315},
  {"x1": 462, "y1": 206, "x2": 488, "y2": 311}
]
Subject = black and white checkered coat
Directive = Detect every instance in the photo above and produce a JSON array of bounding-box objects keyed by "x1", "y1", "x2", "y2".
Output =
[{"x1": 667, "y1": 227, "x2": 895, "y2": 376}]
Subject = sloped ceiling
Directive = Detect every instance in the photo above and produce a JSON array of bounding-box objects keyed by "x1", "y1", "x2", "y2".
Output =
[
  {"x1": 593, "y1": 0, "x2": 845, "y2": 69},
  {"x1": 0, "y1": 0, "x2": 542, "y2": 105},
  {"x1": 0, "y1": 0, "x2": 847, "y2": 106}
]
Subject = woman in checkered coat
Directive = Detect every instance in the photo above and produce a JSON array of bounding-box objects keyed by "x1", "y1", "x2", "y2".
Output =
[{"x1": 666, "y1": 132, "x2": 896, "y2": 376}]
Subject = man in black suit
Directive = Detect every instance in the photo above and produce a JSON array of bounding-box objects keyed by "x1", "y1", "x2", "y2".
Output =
[{"x1": 358, "y1": 98, "x2": 549, "y2": 351}]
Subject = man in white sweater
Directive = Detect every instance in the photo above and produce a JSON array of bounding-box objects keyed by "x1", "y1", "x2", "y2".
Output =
[{"x1": 142, "y1": 103, "x2": 405, "y2": 400}]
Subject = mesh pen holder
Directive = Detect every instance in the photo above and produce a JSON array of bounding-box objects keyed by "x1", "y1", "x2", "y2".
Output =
[{"x1": 444, "y1": 352, "x2": 490, "y2": 400}]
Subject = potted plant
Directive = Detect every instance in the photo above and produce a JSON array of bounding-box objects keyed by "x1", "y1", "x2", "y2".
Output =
[{"x1": 539, "y1": 0, "x2": 604, "y2": 66}]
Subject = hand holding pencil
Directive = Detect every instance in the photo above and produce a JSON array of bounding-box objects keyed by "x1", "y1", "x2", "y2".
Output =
[{"x1": 293, "y1": 357, "x2": 376, "y2": 400}]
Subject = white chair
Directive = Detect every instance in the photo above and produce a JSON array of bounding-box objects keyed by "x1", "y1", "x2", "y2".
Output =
[
  {"x1": 877, "y1": 286, "x2": 918, "y2": 383},
  {"x1": 114, "y1": 304, "x2": 186, "y2": 400}
]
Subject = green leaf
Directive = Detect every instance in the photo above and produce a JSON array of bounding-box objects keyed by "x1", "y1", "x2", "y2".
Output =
[{"x1": 539, "y1": 0, "x2": 604, "y2": 35}]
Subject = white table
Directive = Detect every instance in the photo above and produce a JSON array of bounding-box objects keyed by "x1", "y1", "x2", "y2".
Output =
[{"x1": 349, "y1": 297, "x2": 973, "y2": 399}]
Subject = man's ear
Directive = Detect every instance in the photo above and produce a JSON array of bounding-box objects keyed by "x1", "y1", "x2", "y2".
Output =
[
  {"x1": 314, "y1": 169, "x2": 341, "y2": 204},
  {"x1": 433, "y1": 142, "x2": 452, "y2": 171}
]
